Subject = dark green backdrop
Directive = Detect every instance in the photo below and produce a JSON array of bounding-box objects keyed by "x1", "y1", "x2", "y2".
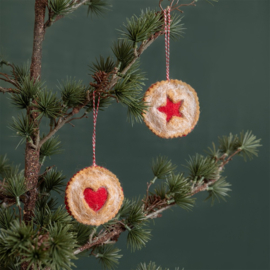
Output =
[{"x1": 0, "y1": 0, "x2": 269, "y2": 269}]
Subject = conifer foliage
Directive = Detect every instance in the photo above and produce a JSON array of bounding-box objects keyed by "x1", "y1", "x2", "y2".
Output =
[{"x1": 0, "y1": 0, "x2": 261, "y2": 269}]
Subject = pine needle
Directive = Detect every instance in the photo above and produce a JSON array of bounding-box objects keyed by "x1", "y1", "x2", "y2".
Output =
[
  {"x1": 40, "y1": 136, "x2": 62, "y2": 160},
  {"x1": 186, "y1": 154, "x2": 220, "y2": 181},
  {"x1": 96, "y1": 245, "x2": 122, "y2": 270},
  {"x1": 205, "y1": 177, "x2": 231, "y2": 205},
  {"x1": 31, "y1": 90, "x2": 62, "y2": 120},
  {"x1": 237, "y1": 131, "x2": 262, "y2": 161},
  {"x1": 9, "y1": 114, "x2": 34, "y2": 148},
  {"x1": 127, "y1": 224, "x2": 151, "y2": 252},
  {"x1": 59, "y1": 78, "x2": 87, "y2": 108},
  {"x1": 0, "y1": 209, "x2": 15, "y2": 230},
  {"x1": 0, "y1": 155, "x2": 11, "y2": 178},
  {"x1": 86, "y1": 0, "x2": 111, "y2": 16},
  {"x1": 152, "y1": 156, "x2": 177, "y2": 179}
]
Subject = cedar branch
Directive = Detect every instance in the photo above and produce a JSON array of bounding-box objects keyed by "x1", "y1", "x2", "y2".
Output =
[
  {"x1": 38, "y1": 29, "x2": 165, "y2": 148},
  {"x1": 159, "y1": 0, "x2": 196, "y2": 12},
  {"x1": 38, "y1": 114, "x2": 73, "y2": 148},
  {"x1": 0, "y1": 86, "x2": 19, "y2": 93},
  {"x1": 74, "y1": 148, "x2": 241, "y2": 256},
  {"x1": 220, "y1": 149, "x2": 241, "y2": 168},
  {"x1": 0, "y1": 72, "x2": 18, "y2": 87},
  {"x1": 44, "y1": 0, "x2": 89, "y2": 28},
  {"x1": 38, "y1": 90, "x2": 91, "y2": 148},
  {"x1": 172, "y1": 0, "x2": 196, "y2": 13}
]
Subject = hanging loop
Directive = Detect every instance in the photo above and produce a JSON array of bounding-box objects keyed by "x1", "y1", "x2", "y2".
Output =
[
  {"x1": 92, "y1": 91, "x2": 101, "y2": 166},
  {"x1": 164, "y1": 7, "x2": 171, "y2": 81}
]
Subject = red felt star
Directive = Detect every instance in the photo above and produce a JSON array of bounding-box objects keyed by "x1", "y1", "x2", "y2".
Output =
[{"x1": 158, "y1": 97, "x2": 183, "y2": 122}]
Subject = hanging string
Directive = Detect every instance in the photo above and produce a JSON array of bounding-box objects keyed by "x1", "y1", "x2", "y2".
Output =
[
  {"x1": 164, "y1": 7, "x2": 171, "y2": 81},
  {"x1": 92, "y1": 90, "x2": 101, "y2": 166}
]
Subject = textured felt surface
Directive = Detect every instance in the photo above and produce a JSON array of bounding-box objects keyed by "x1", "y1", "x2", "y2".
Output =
[
  {"x1": 83, "y1": 187, "x2": 108, "y2": 211},
  {"x1": 158, "y1": 97, "x2": 183, "y2": 122},
  {"x1": 143, "y1": 80, "x2": 199, "y2": 138},
  {"x1": 65, "y1": 166, "x2": 124, "y2": 225}
]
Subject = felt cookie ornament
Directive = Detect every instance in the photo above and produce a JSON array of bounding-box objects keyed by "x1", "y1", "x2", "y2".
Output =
[
  {"x1": 143, "y1": 7, "x2": 200, "y2": 139},
  {"x1": 65, "y1": 92, "x2": 124, "y2": 226},
  {"x1": 143, "y1": 79, "x2": 200, "y2": 138}
]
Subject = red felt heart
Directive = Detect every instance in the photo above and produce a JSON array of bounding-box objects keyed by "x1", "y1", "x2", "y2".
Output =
[{"x1": 83, "y1": 187, "x2": 108, "y2": 211}]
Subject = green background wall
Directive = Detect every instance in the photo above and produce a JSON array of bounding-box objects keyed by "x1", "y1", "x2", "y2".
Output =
[{"x1": 0, "y1": 0, "x2": 269, "y2": 269}]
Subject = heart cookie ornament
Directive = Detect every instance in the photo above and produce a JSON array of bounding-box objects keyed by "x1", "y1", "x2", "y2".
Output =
[
  {"x1": 65, "y1": 91, "x2": 124, "y2": 225},
  {"x1": 65, "y1": 166, "x2": 124, "y2": 226}
]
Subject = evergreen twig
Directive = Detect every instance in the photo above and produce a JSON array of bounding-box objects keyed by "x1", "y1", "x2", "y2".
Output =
[
  {"x1": 0, "y1": 86, "x2": 19, "y2": 94},
  {"x1": 74, "y1": 132, "x2": 261, "y2": 256},
  {"x1": 45, "y1": 0, "x2": 89, "y2": 28},
  {"x1": 38, "y1": 10, "x2": 171, "y2": 146}
]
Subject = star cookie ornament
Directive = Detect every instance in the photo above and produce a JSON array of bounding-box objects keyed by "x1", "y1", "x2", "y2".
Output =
[
  {"x1": 143, "y1": 79, "x2": 200, "y2": 138},
  {"x1": 65, "y1": 91, "x2": 124, "y2": 225},
  {"x1": 143, "y1": 7, "x2": 200, "y2": 138}
]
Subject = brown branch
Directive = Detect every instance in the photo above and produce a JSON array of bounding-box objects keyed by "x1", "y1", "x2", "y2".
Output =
[
  {"x1": 6, "y1": 63, "x2": 21, "y2": 88},
  {"x1": 27, "y1": 140, "x2": 38, "y2": 150},
  {"x1": 23, "y1": 0, "x2": 47, "y2": 235},
  {"x1": 143, "y1": 176, "x2": 158, "y2": 210},
  {"x1": 66, "y1": 113, "x2": 88, "y2": 124},
  {"x1": 30, "y1": 1, "x2": 47, "y2": 80},
  {"x1": 74, "y1": 187, "x2": 197, "y2": 256},
  {"x1": 36, "y1": 26, "x2": 164, "y2": 150},
  {"x1": 38, "y1": 91, "x2": 91, "y2": 148},
  {"x1": 144, "y1": 182, "x2": 152, "y2": 208},
  {"x1": 0, "y1": 72, "x2": 11, "y2": 80},
  {"x1": 144, "y1": 204, "x2": 173, "y2": 219},
  {"x1": 121, "y1": 34, "x2": 162, "y2": 76},
  {"x1": 21, "y1": 2, "x2": 165, "y2": 267},
  {"x1": 190, "y1": 149, "x2": 242, "y2": 195},
  {"x1": 172, "y1": 0, "x2": 196, "y2": 13},
  {"x1": 74, "y1": 148, "x2": 242, "y2": 256},
  {"x1": 0, "y1": 72, "x2": 18, "y2": 87},
  {"x1": 0, "y1": 199, "x2": 16, "y2": 208},
  {"x1": 38, "y1": 114, "x2": 76, "y2": 147},
  {"x1": 37, "y1": 30, "x2": 164, "y2": 149},
  {"x1": 0, "y1": 192, "x2": 28, "y2": 207},
  {"x1": 38, "y1": 114, "x2": 73, "y2": 148},
  {"x1": 0, "y1": 62, "x2": 21, "y2": 89},
  {"x1": 0, "y1": 86, "x2": 19, "y2": 94},
  {"x1": 220, "y1": 149, "x2": 241, "y2": 169},
  {"x1": 73, "y1": 199, "x2": 170, "y2": 256},
  {"x1": 44, "y1": 0, "x2": 89, "y2": 28},
  {"x1": 159, "y1": 0, "x2": 196, "y2": 12},
  {"x1": 44, "y1": 14, "x2": 64, "y2": 28},
  {"x1": 73, "y1": 0, "x2": 89, "y2": 9},
  {"x1": 0, "y1": 191, "x2": 28, "y2": 207},
  {"x1": 106, "y1": 31, "x2": 164, "y2": 92},
  {"x1": 190, "y1": 179, "x2": 216, "y2": 195},
  {"x1": 74, "y1": 226, "x2": 125, "y2": 255}
]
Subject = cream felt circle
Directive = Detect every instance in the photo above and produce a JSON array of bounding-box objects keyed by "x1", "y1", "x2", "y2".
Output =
[
  {"x1": 143, "y1": 79, "x2": 200, "y2": 138},
  {"x1": 65, "y1": 166, "x2": 124, "y2": 226}
]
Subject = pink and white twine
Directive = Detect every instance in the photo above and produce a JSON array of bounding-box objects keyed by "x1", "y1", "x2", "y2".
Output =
[
  {"x1": 164, "y1": 7, "x2": 171, "y2": 81},
  {"x1": 92, "y1": 8, "x2": 171, "y2": 165},
  {"x1": 92, "y1": 91, "x2": 101, "y2": 166}
]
